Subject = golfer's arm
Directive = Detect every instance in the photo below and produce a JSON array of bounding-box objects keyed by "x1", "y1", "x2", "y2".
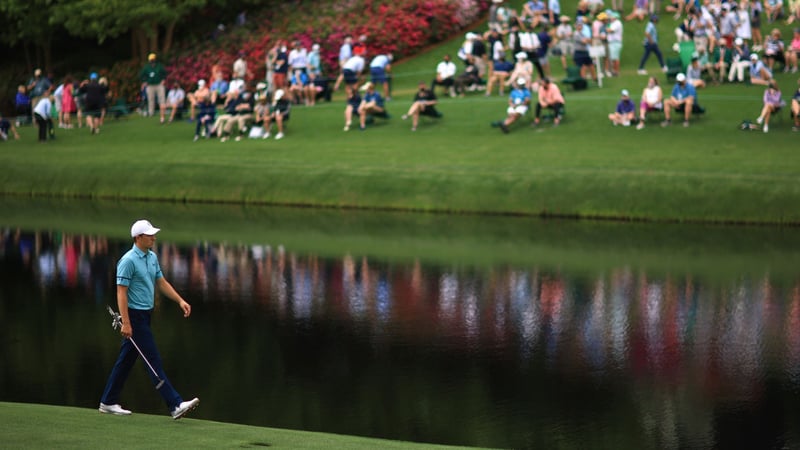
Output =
[
  {"x1": 156, "y1": 277, "x2": 185, "y2": 304},
  {"x1": 117, "y1": 285, "x2": 130, "y2": 325}
]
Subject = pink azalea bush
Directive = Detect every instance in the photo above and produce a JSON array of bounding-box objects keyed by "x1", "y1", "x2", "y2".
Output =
[{"x1": 108, "y1": 0, "x2": 488, "y2": 103}]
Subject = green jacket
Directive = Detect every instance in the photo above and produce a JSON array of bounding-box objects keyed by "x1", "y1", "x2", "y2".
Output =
[{"x1": 140, "y1": 62, "x2": 167, "y2": 85}]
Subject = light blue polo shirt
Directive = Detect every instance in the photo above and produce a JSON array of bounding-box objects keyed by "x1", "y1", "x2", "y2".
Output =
[{"x1": 116, "y1": 244, "x2": 163, "y2": 310}]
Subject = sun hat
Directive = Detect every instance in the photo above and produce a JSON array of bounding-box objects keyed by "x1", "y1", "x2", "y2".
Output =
[
  {"x1": 676, "y1": 73, "x2": 686, "y2": 82},
  {"x1": 131, "y1": 219, "x2": 160, "y2": 237}
]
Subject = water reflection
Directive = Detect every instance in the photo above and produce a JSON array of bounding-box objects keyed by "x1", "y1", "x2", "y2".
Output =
[{"x1": 3, "y1": 226, "x2": 800, "y2": 448}]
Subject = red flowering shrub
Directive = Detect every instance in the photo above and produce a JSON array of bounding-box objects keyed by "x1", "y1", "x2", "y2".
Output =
[{"x1": 108, "y1": 0, "x2": 488, "y2": 104}]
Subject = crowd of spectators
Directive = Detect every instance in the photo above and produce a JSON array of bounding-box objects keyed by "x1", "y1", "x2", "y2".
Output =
[{"x1": 6, "y1": 0, "x2": 800, "y2": 142}]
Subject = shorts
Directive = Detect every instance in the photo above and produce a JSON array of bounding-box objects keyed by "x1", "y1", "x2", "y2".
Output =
[
  {"x1": 273, "y1": 72, "x2": 287, "y2": 88},
  {"x1": 85, "y1": 102, "x2": 103, "y2": 117},
  {"x1": 557, "y1": 40, "x2": 575, "y2": 56},
  {"x1": 608, "y1": 42, "x2": 622, "y2": 61},
  {"x1": 370, "y1": 67, "x2": 387, "y2": 84},
  {"x1": 640, "y1": 100, "x2": 663, "y2": 111},
  {"x1": 507, "y1": 105, "x2": 529, "y2": 115},
  {"x1": 573, "y1": 50, "x2": 592, "y2": 66},
  {"x1": 343, "y1": 69, "x2": 358, "y2": 85}
]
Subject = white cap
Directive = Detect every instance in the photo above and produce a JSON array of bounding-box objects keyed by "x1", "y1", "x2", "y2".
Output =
[
  {"x1": 621, "y1": 89, "x2": 630, "y2": 96},
  {"x1": 750, "y1": 53, "x2": 759, "y2": 60},
  {"x1": 466, "y1": 32, "x2": 477, "y2": 39},
  {"x1": 274, "y1": 89, "x2": 285, "y2": 100},
  {"x1": 676, "y1": 73, "x2": 686, "y2": 82},
  {"x1": 515, "y1": 51, "x2": 527, "y2": 60},
  {"x1": 131, "y1": 219, "x2": 160, "y2": 237},
  {"x1": 198, "y1": 79, "x2": 206, "y2": 87},
  {"x1": 735, "y1": 37, "x2": 743, "y2": 45},
  {"x1": 516, "y1": 77, "x2": 527, "y2": 85},
  {"x1": 312, "y1": 43, "x2": 320, "y2": 51}
]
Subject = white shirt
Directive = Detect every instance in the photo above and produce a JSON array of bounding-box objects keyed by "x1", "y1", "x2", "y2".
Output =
[
  {"x1": 343, "y1": 55, "x2": 365, "y2": 72},
  {"x1": 436, "y1": 60, "x2": 457, "y2": 79},
  {"x1": 229, "y1": 78, "x2": 245, "y2": 93},
  {"x1": 643, "y1": 86, "x2": 662, "y2": 105},
  {"x1": 288, "y1": 48, "x2": 308, "y2": 69},
  {"x1": 233, "y1": 58, "x2": 247, "y2": 78},
  {"x1": 607, "y1": 19, "x2": 623, "y2": 42},
  {"x1": 34, "y1": 97, "x2": 52, "y2": 117},
  {"x1": 370, "y1": 54, "x2": 391, "y2": 69},
  {"x1": 167, "y1": 88, "x2": 185, "y2": 105}
]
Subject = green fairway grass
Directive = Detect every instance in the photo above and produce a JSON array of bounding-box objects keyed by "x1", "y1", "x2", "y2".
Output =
[
  {"x1": 0, "y1": 402, "x2": 476, "y2": 449},
  {"x1": 2, "y1": 12, "x2": 799, "y2": 224}
]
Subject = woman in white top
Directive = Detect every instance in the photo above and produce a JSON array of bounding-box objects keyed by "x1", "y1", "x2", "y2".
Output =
[
  {"x1": 635, "y1": 76, "x2": 663, "y2": 129},
  {"x1": 506, "y1": 52, "x2": 535, "y2": 89}
]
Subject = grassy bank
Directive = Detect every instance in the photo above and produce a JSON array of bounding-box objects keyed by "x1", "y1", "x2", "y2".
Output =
[{"x1": 0, "y1": 402, "x2": 473, "y2": 449}]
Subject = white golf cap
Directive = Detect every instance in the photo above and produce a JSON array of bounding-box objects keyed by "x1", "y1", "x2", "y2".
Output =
[
  {"x1": 516, "y1": 77, "x2": 526, "y2": 85},
  {"x1": 750, "y1": 53, "x2": 759, "y2": 60},
  {"x1": 676, "y1": 73, "x2": 686, "y2": 82},
  {"x1": 515, "y1": 51, "x2": 527, "y2": 60},
  {"x1": 735, "y1": 37, "x2": 743, "y2": 45},
  {"x1": 621, "y1": 89, "x2": 630, "y2": 96},
  {"x1": 131, "y1": 219, "x2": 160, "y2": 237},
  {"x1": 198, "y1": 79, "x2": 206, "y2": 86},
  {"x1": 274, "y1": 89, "x2": 285, "y2": 100}
]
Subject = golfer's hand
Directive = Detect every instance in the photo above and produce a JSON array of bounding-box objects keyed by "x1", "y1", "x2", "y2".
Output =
[
  {"x1": 121, "y1": 323, "x2": 132, "y2": 338},
  {"x1": 179, "y1": 300, "x2": 191, "y2": 318}
]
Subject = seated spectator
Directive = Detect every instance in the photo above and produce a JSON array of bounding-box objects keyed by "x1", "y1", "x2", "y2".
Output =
[
  {"x1": 187, "y1": 79, "x2": 210, "y2": 120},
  {"x1": 728, "y1": 38, "x2": 752, "y2": 82},
  {"x1": 686, "y1": 57, "x2": 707, "y2": 88},
  {"x1": 788, "y1": 0, "x2": 800, "y2": 24},
  {"x1": 193, "y1": 94, "x2": 216, "y2": 141},
  {"x1": 786, "y1": 28, "x2": 799, "y2": 73},
  {"x1": 636, "y1": 76, "x2": 664, "y2": 129},
  {"x1": 756, "y1": 81, "x2": 783, "y2": 133},
  {"x1": 369, "y1": 53, "x2": 393, "y2": 100},
  {"x1": 220, "y1": 88, "x2": 254, "y2": 142},
  {"x1": 533, "y1": 77, "x2": 565, "y2": 126},
  {"x1": 792, "y1": 79, "x2": 800, "y2": 131},
  {"x1": 166, "y1": 82, "x2": 185, "y2": 123},
  {"x1": 431, "y1": 54, "x2": 457, "y2": 97},
  {"x1": 750, "y1": 53, "x2": 774, "y2": 85},
  {"x1": 402, "y1": 81, "x2": 442, "y2": 131},
  {"x1": 507, "y1": 52, "x2": 535, "y2": 90},
  {"x1": 486, "y1": 56, "x2": 514, "y2": 96},
  {"x1": 15, "y1": 85, "x2": 32, "y2": 125},
  {"x1": 764, "y1": 28, "x2": 786, "y2": 71},
  {"x1": 358, "y1": 82, "x2": 387, "y2": 130},
  {"x1": 454, "y1": 56, "x2": 484, "y2": 95},
  {"x1": 307, "y1": 43, "x2": 324, "y2": 105},
  {"x1": 625, "y1": 0, "x2": 649, "y2": 21},
  {"x1": 494, "y1": 78, "x2": 531, "y2": 133},
  {"x1": 209, "y1": 74, "x2": 229, "y2": 104},
  {"x1": 0, "y1": 112, "x2": 20, "y2": 140},
  {"x1": 608, "y1": 89, "x2": 636, "y2": 126},
  {"x1": 764, "y1": 0, "x2": 784, "y2": 23},
  {"x1": 661, "y1": 73, "x2": 697, "y2": 127},
  {"x1": 709, "y1": 44, "x2": 732, "y2": 83},
  {"x1": 263, "y1": 89, "x2": 291, "y2": 140},
  {"x1": 288, "y1": 69, "x2": 311, "y2": 105},
  {"x1": 343, "y1": 88, "x2": 362, "y2": 131}
]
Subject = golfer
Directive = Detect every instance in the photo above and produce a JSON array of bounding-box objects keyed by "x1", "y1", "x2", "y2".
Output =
[{"x1": 99, "y1": 219, "x2": 199, "y2": 419}]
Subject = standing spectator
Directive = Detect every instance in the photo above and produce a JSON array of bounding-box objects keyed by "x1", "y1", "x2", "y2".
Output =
[
  {"x1": 755, "y1": 81, "x2": 783, "y2": 132},
  {"x1": 15, "y1": 85, "x2": 32, "y2": 125},
  {"x1": 233, "y1": 51, "x2": 247, "y2": 80},
  {"x1": 33, "y1": 86, "x2": 54, "y2": 142},
  {"x1": 273, "y1": 42, "x2": 289, "y2": 91},
  {"x1": 308, "y1": 43, "x2": 323, "y2": 81},
  {"x1": 353, "y1": 35, "x2": 368, "y2": 57},
  {"x1": 431, "y1": 55, "x2": 457, "y2": 97},
  {"x1": 555, "y1": 16, "x2": 574, "y2": 70},
  {"x1": 53, "y1": 81, "x2": 64, "y2": 128},
  {"x1": 751, "y1": 0, "x2": 764, "y2": 49},
  {"x1": 718, "y1": 4, "x2": 739, "y2": 49},
  {"x1": 608, "y1": 89, "x2": 636, "y2": 126},
  {"x1": 341, "y1": 54, "x2": 366, "y2": 96},
  {"x1": 80, "y1": 73, "x2": 108, "y2": 135},
  {"x1": 637, "y1": 15, "x2": 667, "y2": 75},
  {"x1": 358, "y1": 82, "x2": 387, "y2": 130},
  {"x1": 27, "y1": 68, "x2": 52, "y2": 107},
  {"x1": 662, "y1": 73, "x2": 697, "y2": 127},
  {"x1": 533, "y1": 77, "x2": 565, "y2": 126},
  {"x1": 736, "y1": 0, "x2": 753, "y2": 43},
  {"x1": 689, "y1": 8, "x2": 713, "y2": 53},
  {"x1": 140, "y1": 53, "x2": 167, "y2": 123},
  {"x1": 573, "y1": 18, "x2": 595, "y2": 81},
  {"x1": 333, "y1": 35, "x2": 353, "y2": 91},
  {"x1": 369, "y1": 53, "x2": 393, "y2": 100},
  {"x1": 606, "y1": 12, "x2": 624, "y2": 76},
  {"x1": 471, "y1": 33, "x2": 489, "y2": 79},
  {"x1": 0, "y1": 112, "x2": 21, "y2": 141},
  {"x1": 636, "y1": 76, "x2": 663, "y2": 129},
  {"x1": 166, "y1": 82, "x2": 185, "y2": 123},
  {"x1": 536, "y1": 24, "x2": 554, "y2": 78},
  {"x1": 343, "y1": 87, "x2": 362, "y2": 131},
  {"x1": 402, "y1": 81, "x2": 442, "y2": 131},
  {"x1": 61, "y1": 76, "x2": 77, "y2": 129},
  {"x1": 98, "y1": 219, "x2": 200, "y2": 420}
]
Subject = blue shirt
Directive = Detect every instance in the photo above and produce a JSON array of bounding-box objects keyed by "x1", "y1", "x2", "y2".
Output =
[
  {"x1": 370, "y1": 54, "x2": 391, "y2": 69},
  {"x1": 616, "y1": 98, "x2": 636, "y2": 114},
  {"x1": 116, "y1": 244, "x2": 163, "y2": 310},
  {"x1": 364, "y1": 91, "x2": 384, "y2": 107},
  {"x1": 644, "y1": 21, "x2": 658, "y2": 44},
  {"x1": 211, "y1": 79, "x2": 229, "y2": 96},
  {"x1": 671, "y1": 82, "x2": 696, "y2": 100},
  {"x1": 509, "y1": 87, "x2": 531, "y2": 105}
]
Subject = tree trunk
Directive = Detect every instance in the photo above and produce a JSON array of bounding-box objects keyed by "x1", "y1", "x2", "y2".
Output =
[
  {"x1": 43, "y1": 36, "x2": 52, "y2": 74},
  {"x1": 134, "y1": 27, "x2": 148, "y2": 62},
  {"x1": 148, "y1": 23, "x2": 159, "y2": 54},
  {"x1": 162, "y1": 19, "x2": 177, "y2": 55}
]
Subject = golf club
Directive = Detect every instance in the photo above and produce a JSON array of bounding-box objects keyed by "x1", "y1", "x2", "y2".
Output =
[{"x1": 106, "y1": 305, "x2": 165, "y2": 390}]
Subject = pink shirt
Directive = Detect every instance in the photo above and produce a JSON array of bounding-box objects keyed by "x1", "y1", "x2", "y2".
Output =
[
  {"x1": 791, "y1": 36, "x2": 800, "y2": 52},
  {"x1": 538, "y1": 83, "x2": 565, "y2": 106}
]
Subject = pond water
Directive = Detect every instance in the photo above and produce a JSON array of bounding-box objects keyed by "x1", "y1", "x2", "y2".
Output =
[{"x1": 2, "y1": 202, "x2": 800, "y2": 449}]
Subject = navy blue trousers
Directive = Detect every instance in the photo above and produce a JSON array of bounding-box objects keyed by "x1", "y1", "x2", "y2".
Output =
[
  {"x1": 639, "y1": 42, "x2": 665, "y2": 69},
  {"x1": 100, "y1": 308, "x2": 183, "y2": 411}
]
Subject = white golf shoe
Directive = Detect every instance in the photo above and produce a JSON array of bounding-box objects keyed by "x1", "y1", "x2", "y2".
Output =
[
  {"x1": 171, "y1": 397, "x2": 200, "y2": 420},
  {"x1": 99, "y1": 403, "x2": 132, "y2": 415}
]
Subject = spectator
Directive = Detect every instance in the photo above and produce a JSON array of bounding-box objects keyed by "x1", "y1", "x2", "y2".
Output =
[
  {"x1": 736, "y1": 0, "x2": 753, "y2": 43},
  {"x1": 486, "y1": 55, "x2": 514, "y2": 96},
  {"x1": 358, "y1": 82, "x2": 387, "y2": 130},
  {"x1": 140, "y1": 53, "x2": 168, "y2": 123},
  {"x1": 219, "y1": 88, "x2": 254, "y2": 142},
  {"x1": 33, "y1": 86, "x2": 54, "y2": 142},
  {"x1": 402, "y1": 81, "x2": 442, "y2": 131},
  {"x1": 15, "y1": 85, "x2": 32, "y2": 125},
  {"x1": 369, "y1": 53, "x2": 393, "y2": 100},
  {"x1": 166, "y1": 82, "x2": 186, "y2": 123},
  {"x1": 471, "y1": 32, "x2": 489, "y2": 78},
  {"x1": 353, "y1": 35, "x2": 368, "y2": 57},
  {"x1": 495, "y1": 77, "x2": 531, "y2": 133},
  {"x1": 79, "y1": 72, "x2": 108, "y2": 135},
  {"x1": 609, "y1": 89, "x2": 636, "y2": 126},
  {"x1": 333, "y1": 35, "x2": 353, "y2": 91},
  {"x1": 686, "y1": 57, "x2": 707, "y2": 88},
  {"x1": 764, "y1": 28, "x2": 786, "y2": 70},
  {"x1": 535, "y1": 23, "x2": 554, "y2": 78},
  {"x1": 288, "y1": 69, "x2": 311, "y2": 105},
  {"x1": 0, "y1": 112, "x2": 20, "y2": 141},
  {"x1": 193, "y1": 94, "x2": 216, "y2": 141},
  {"x1": 431, "y1": 54, "x2": 457, "y2": 97},
  {"x1": 454, "y1": 56, "x2": 483, "y2": 94},
  {"x1": 263, "y1": 89, "x2": 291, "y2": 140},
  {"x1": 343, "y1": 88, "x2": 362, "y2": 131},
  {"x1": 573, "y1": 18, "x2": 595, "y2": 81},
  {"x1": 61, "y1": 76, "x2": 77, "y2": 129},
  {"x1": 751, "y1": 0, "x2": 764, "y2": 49},
  {"x1": 764, "y1": 0, "x2": 784, "y2": 22},
  {"x1": 729, "y1": 37, "x2": 753, "y2": 81},
  {"x1": 718, "y1": 4, "x2": 738, "y2": 49},
  {"x1": 636, "y1": 76, "x2": 663, "y2": 129},
  {"x1": 755, "y1": 81, "x2": 783, "y2": 132},
  {"x1": 791, "y1": 79, "x2": 800, "y2": 131},
  {"x1": 341, "y1": 54, "x2": 366, "y2": 96},
  {"x1": 606, "y1": 12, "x2": 624, "y2": 77},
  {"x1": 689, "y1": 8, "x2": 713, "y2": 53},
  {"x1": 507, "y1": 52, "x2": 535, "y2": 89},
  {"x1": 637, "y1": 15, "x2": 667, "y2": 75},
  {"x1": 273, "y1": 42, "x2": 289, "y2": 90},
  {"x1": 187, "y1": 80, "x2": 210, "y2": 121},
  {"x1": 458, "y1": 32, "x2": 477, "y2": 66},
  {"x1": 233, "y1": 50, "x2": 248, "y2": 80},
  {"x1": 288, "y1": 40, "x2": 309, "y2": 74},
  {"x1": 210, "y1": 74, "x2": 229, "y2": 105},
  {"x1": 662, "y1": 73, "x2": 697, "y2": 127},
  {"x1": 750, "y1": 52, "x2": 774, "y2": 85},
  {"x1": 788, "y1": 0, "x2": 800, "y2": 24},
  {"x1": 533, "y1": 77, "x2": 565, "y2": 126},
  {"x1": 308, "y1": 43, "x2": 323, "y2": 83},
  {"x1": 786, "y1": 28, "x2": 800, "y2": 72},
  {"x1": 27, "y1": 68, "x2": 52, "y2": 106},
  {"x1": 625, "y1": 0, "x2": 649, "y2": 21},
  {"x1": 554, "y1": 16, "x2": 575, "y2": 70}
]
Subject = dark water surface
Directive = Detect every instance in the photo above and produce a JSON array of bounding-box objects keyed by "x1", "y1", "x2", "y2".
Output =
[{"x1": 2, "y1": 202, "x2": 800, "y2": 449}]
